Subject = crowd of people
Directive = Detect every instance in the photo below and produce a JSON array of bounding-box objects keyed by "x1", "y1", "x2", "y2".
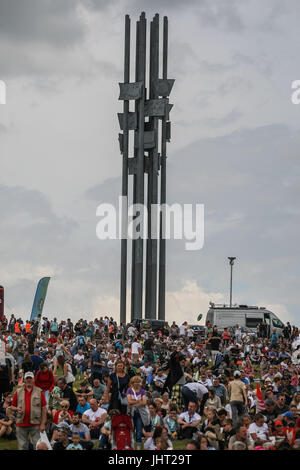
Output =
[{"x1": 0, "y1": 313, "x2": 300, "y2": 451}]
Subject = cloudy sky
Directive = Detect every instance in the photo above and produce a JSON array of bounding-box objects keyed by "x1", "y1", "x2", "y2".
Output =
[{"x1": 1, "y1": 0, "x2": 300, "y2": 326}]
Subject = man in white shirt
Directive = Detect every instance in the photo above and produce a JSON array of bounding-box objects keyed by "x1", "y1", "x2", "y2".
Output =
[
  {"x1": 198, "y1": 372, "x2": 213, "y2": 390},
  {"x1": 139, "y1": 361, "x2": 153, "y2": 378},
  {"x1": 179, "y1": 322, "x2": 187, "y2": 337},
  {"x1": 177, "y1": 402, "x2": 201, "y2": 439},
  {"x1": 127, "y1": 325, "x2": 137, "y2": 338},
  {"x1": 187, "y1": 327, "x2": 194, "y2": 339},
  {"x1": 131, "y1": 339, "x2": 142, "y2": 360},
  {"x1": 82, "y1": 399, "x2": 107, "y2": 439},
  {"x1": 74, "y1": 349, "x2": 86, "y2": 375}
]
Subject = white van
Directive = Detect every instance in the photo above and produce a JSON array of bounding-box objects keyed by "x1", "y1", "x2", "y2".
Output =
[{"x1": 205, "y1": 302, "x2": 285, "y2": 337}]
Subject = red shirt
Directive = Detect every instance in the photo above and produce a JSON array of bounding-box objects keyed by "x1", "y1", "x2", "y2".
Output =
[
  {"x1": 12, "y1": 387, "x2": 46, "y2": 427},
  {"x1": 34, "y1": 369, "x2": 55, "y2": 392},
  {"x1": 53, "y1": 410, "x2": 73, "y2": 424},
  {"x1": 48, "y1": 337, "x2": 57, "y2": 345}
]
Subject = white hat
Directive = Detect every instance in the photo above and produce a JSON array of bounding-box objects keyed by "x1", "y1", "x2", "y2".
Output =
[{"x1": 24, "y1": 372, "x2": 34, "y2": 379}]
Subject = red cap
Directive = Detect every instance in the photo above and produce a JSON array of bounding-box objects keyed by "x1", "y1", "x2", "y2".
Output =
[{"x1": 274, "y1": 420, "x2": 283, "y2": 426}]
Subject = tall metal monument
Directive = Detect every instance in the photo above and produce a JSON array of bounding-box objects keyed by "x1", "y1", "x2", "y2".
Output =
[{"x1": 118, "y1": 12, "x2": 174, "y2": 323}]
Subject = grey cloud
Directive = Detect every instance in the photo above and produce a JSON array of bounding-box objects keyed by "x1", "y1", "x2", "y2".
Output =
[
  {"x1": 85, "y1": 177, "x2": 121, "y2": 204},
  {"x1": 202, "y1": 108, "x2": 243, "y2": 128},
  {"x1": 0, "y1": 0, "x2": 86, "y2": 46},
  {"x1": 196, "y1": 0, "x2": 244, "y2": 32},
  {"x1": 0, "y1": 185, "x2": 78, "y2": 263},
  {"x1": 0, "y1": 123, "x2": 7, "y2": 134},
  {"x1": 123, "y1": 0, "x2": 243, "y2": 32}
]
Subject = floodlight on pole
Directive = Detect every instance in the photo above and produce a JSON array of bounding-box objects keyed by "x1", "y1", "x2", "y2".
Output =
[{"x1": 228, "y1": 257, "x2": 236, "y2": 308}]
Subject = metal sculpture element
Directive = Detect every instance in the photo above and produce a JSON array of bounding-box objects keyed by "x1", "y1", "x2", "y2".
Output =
[{"x1": 118, "y1": 12, "x2": 174, "y2": 323}]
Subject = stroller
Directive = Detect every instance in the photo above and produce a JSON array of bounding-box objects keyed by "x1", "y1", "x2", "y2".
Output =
[{"x1": 111, "y1": 415, "x2": 135, "y2": 450}]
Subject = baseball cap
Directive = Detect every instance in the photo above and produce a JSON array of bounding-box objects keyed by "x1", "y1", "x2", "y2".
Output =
[
  {"x1": 274, "y1": 420, "x2": 283, "y2": 427},
  {"x1": 233, "y1": 370, "x2": 241, "y2": 378},
  {"x1": 282, "y1": 411, "x2": 293, "y2": 419},
  {"x1": 24, "y1": 372, "x2": 34, "y2": 380},
  {"x1": 57, "y1": 421, "x2": 70, "y2": 430}
]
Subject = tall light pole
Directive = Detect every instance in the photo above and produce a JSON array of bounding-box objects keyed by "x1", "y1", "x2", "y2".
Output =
[{"x1": 228, "y1": 257, "x2": 236, "y2": 308}]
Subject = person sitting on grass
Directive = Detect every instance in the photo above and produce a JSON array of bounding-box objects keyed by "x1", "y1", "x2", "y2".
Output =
[
  {"x1": 99, "y1": 409, "x2": 120, "y2": 449},
  {"x1": 0, "y1": 407, "x2": 15, "y2": 440},
  {"x1": 185, "y1": 440, "x2": 200, "y2": 450},
  {"x1": 154, "y1": 436, "x2": 169, "y2": 450},
  {"x1": 75, "y1": 381, "x2": 93, "y2": 402},
  {"x1": 66, "y1": 432, "x2": 84, "y2": 450},
  {"x1": 144, "y1": 425, "x2": 173, "y2": 450},
  {"x1": 70, "y1": 412, "x2": 93, "y2": 450},
  {"x1": 142, "y1": 400, "x2": 163, "y2": 439},
  {"x1": 52, "y1": 427, "x2": 70, "y2": 450},
  {"x1": 82, "y1": 398, "x2": 107, "y2": 440},
  {"x1": 177, "y1": 401, "x2": 201, "y2": 440},
  {"x1": 163, "y1": 404, "x2": 180, "y2": 439},
  {"x1": 196, "y1": 435, "x2": 216, "y2": 450},
  {"x1": 53, "y1": 400, "x2": 73, "y2": 425},
  {"x1": 76, "y1": 396, "x2": 91, "y2": 414}
]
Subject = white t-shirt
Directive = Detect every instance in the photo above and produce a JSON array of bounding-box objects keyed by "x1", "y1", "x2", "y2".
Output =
[
  {"x1": 248, "y1": 422, "x2": 268, "y2": 441},
  {"x1": 179, "y1": 411, "x2": 201, "y2": 424},
  {"x1": 187, "y1": 329, "x2": 194, "y2": 338},
  {"x1": 83, "y1": 407, "x2": 107, "y2": 423},
  {"x1": 198, "y1": 378, "x2": 213, "y2": 389},
  {"x1": 74, "y1": 353, "x2": 85, "y2": 362},
  {"x1": 140, "y1": 365, "x2": 153, "y2": 376},
  {"x1": 131, "y1": 342, "x2": 142, "y2": 354},
  {"x1": 179, "y1": 325, "x2": 186, "y2": 336},
  {"x1": 127, "y1": 327, "x2": 136, "y2": 337}
]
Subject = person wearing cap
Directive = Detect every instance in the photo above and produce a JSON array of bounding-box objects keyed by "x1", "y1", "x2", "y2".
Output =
[
  {"x1": 227, "y1": 370, "x2": 248, "y2": 427},
  {"x1": 52, "y1": 427, "x2": 71, "y2": 450},
  {"x1": 271, "y1": 419, "x2": 286, "y2": 442},
  {"x1": 10, "y1": 371, "x2": 47, "y2": 450},
  {"x1": 281, "y1": 411, "x2": 296, "y2": 426}
]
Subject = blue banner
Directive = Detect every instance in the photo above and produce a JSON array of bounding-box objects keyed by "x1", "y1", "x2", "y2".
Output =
[{"x1": 30, "y1": 277, "x2": 50, "y2": 322}]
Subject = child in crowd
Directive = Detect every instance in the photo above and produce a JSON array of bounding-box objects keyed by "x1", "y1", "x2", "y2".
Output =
[{"x1": 66, "y1": 432, "x2": 84, "y2": 450}]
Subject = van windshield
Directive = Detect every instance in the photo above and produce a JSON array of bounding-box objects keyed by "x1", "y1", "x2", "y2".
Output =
[{"x1": 272, "y1": 318, "x2": 284, "y2": 328}]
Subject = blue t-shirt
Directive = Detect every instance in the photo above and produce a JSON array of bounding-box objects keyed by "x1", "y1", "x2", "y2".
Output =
[
  {"x1": 31, "y1": 355, "x2": 44, "y2": 374},
  {"x1": 51, "y1": 321, "x2": 58, "y2": 332},
  {"x1": 76, "y1": 402, "x2": 91, "y2": 414}
]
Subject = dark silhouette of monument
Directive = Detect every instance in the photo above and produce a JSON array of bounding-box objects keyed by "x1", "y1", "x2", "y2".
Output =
[{"x1": 118, "y1": 12, "x2": 174, "y2": 323}]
